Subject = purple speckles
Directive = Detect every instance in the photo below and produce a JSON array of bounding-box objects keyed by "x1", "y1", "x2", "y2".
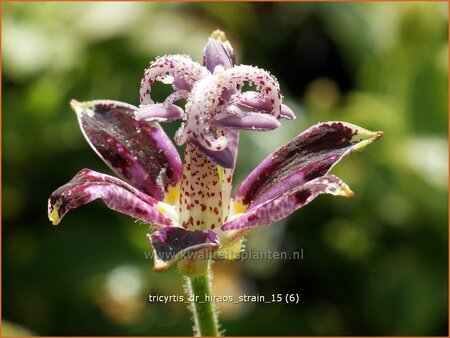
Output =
[
  {"x1": 48, "y1": 169, "x2": 174, "y2": 226},
  {"x1": 74, "y1": 100, "x2": 182, "y2": 201},
  {"x1": 294, "y1": 189, "x2": 311, "y2": 204},
  {"x1": 222, "y1": 175, "x2": 351, "y2": 231},
  {"x1": 233, "y1": 122, "x2": 367, "y2": 206}
]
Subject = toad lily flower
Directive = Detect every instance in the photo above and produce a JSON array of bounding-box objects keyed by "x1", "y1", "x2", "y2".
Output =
[{"x1": 48, "y1": 31, "x2": 382, "y2": 276}]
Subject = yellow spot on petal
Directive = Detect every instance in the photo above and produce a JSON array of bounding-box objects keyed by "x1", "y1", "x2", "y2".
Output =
[
  {"x1": 48, "y1": 199, "x2": 62, "y2": 225},
  {"x1": 155, "y1": 202, "x2": 179, "y2": 223},
  {"x1": 217, "y1": 166, "x2": 224, "y2": 188},
  {"x1": 232, "y1": 201, "x2": 248, "y2": 215},
  {"x1": 164, "y1": 185, "x2": 180, "y2": 206}
]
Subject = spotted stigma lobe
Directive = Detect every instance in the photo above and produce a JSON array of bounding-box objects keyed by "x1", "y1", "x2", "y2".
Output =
[
  {"x1": 72, "y1": 100, "x2": 182, "y2": 202},
  {"x1": 48, "y1": 169, "x2": 174, "y2": 227},
  {"x1": 215, "y1": 65, "x2": 282, "y2": 118},
  {"x1": 233, "y1": 121, "x2": 383, "y2": 208},
  {"x1": 179, "y1": 65, "x2": 282, "y2": 151},
  {"x1": 148, "y1": 227, "x2": 220, "y2": 272},
  {"x1": 222, "y1": 175, "x2": 353, "y2": 230},
  {"x1": 139, "y1": 54, "x2": 207, "y2": 105},
  {"x1": 180, "y1": 75, "x2": 229, "y2": 151}
]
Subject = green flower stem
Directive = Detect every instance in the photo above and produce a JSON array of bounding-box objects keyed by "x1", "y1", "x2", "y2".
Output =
[{"x1": 186, "y1": 261, "x2": 219, "y2": 336}]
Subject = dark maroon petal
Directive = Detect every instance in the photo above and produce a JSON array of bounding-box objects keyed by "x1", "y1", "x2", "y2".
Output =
[
  {"x1": 149, "y1": 227, "x2": 219, "y2": 271},
  {"x1": 232, "y1": 121, "x2": 383, "y2": 208},
  {"x1": 71, "y1": 99, "x2": 182, "y2": 201},
  {"x1": 48, "y1": 169, "x2": 175, "y2": 226},
  {"x1": 222, "y1": 175, "x2": 353, "y2": 230}
]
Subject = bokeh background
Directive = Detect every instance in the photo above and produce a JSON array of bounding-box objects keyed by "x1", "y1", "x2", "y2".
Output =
[{"x1": 2, "y1": 1, "x2": 448, "y2": 336}]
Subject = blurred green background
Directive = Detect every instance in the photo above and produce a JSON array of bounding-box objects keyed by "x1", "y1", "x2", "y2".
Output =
[{"x1": 2, "y1": 1, "x2": 448, "y2": 336}]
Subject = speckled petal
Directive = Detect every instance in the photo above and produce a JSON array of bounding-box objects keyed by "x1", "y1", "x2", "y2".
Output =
[
  {"x1": 222, "y1": 175, "x2": 353, "y2": 230},
  {"x1": 48, "y1": 169, "x2": 175, "y2": 227},
  {"x1": 179, "y1": 144, "x2": 224, "y2": 231},
  {"x1": 231, "y1": 122, "x2": 383, "y2": 213},
  {"x1": 149, "y1": 227, "x2": 220, "y2": 272},
  {"x1": 71, "y1": 100, "x2": 182, "y2": 202},
  {"x1": 140, "y1": 54, "x2": 207, "y2": 105}
]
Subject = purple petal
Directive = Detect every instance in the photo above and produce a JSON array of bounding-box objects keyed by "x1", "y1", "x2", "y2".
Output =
[
  {"x1": 203, "y1": 30, "x2": 235, "y2": 72},
  {"x1": 48, "y1": 169, "x2": 174, "y2": 226},
  {"x1": 149, "y1": 227, "x2": 219, "y2": 271},
  {"x1": 234, "y1": 91, "x2": 295, "y2": 120},
  {"x1": 71, "y1": 100, "x2": 182, "y2": 201},
  {"x1": 236, "y1": 91, "x2": 272, "y2": 111},
  {"x1": 203, "y1": 39, "x2": 233, "y2": 73},
  {"x1": 173, "y1": 74, "x2": 191, "y2": 91},
  {"x1": 213, "y1": 112, "x2": 281, "y2": 131},
  {"x1": 222, "y1": 175, "x2": 353, "y2": 230},
  {"x1": 193, "y1": 142, "x2": 234, "y2": 169},
  {"x1": 232, "y1": 121, "x2": 383, "y2": 208},
  {"x1": 135, "y1": 103, "x2": 183, "y2": 122},
  {"x1": 280, "y1": 104, "x2": 296, "y2": 120}
]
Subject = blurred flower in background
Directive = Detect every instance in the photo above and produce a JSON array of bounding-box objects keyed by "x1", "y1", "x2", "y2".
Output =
[{"x1": 2, "y1": 2, "x2": 447, "y2": 336}]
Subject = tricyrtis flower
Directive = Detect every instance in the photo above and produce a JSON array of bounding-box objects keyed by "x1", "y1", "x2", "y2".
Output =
[{"x1": 48, "y1": 31, "x2": 382, "y2": 275}]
